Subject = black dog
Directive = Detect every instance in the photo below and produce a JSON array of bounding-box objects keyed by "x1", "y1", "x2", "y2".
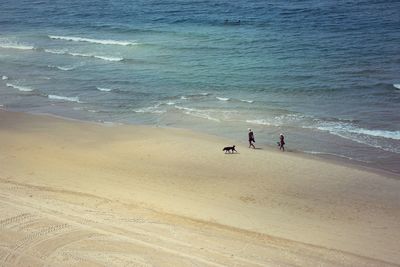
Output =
[{"x1": 223, "y1": 145, "x2": 237, "y2": 153}]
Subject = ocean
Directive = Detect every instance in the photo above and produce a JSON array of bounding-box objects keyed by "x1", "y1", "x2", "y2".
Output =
[{"x1": 1, "y1": 0, "x2": 399, "y2": 173}]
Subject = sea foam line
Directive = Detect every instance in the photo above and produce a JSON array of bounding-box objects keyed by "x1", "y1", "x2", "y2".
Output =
[
  {"x1": 44, "y1": 49, "x2": 65, "y2": 55},
  {"x1": 48, "y1": 35, "x2": 138, "y2": 46},
  {"x1": 133, "y1": 104, "x2": 165, "y2": 114},
  {"x1": 216, "y1": 97, "x2": 230, "y2": 101},
  {"x1": 96, "y1": 87, "x2": 112, "y2": 92},
  {"x1": 92, "y1": 55, "x2": 123, "y2": 62},
  {"x1": 315, "y1": 124, "x2": 400, "y2": 140},
  {"x1": 2, "y1": 76, "x2": 8, "y2": 80},
  {"x1": 174, "y1": 105, "x2": 220, "y2": 122},
  {"x1": 6, "y1": 83, "x2": 33, "y2": 92},
  {"x1": 394, "y1": 84, "x2": 400, "y2": 90},
  {"x1": 69, "y1": 52, "x2": 123, "y2": 62},
  {"x1": 48, "y1": 94, "x2": 80, "y2": 103},
  {"x1": 48, "y1": 64, "x2": 77, "y2": 71},
  {"x1": 44, "y1": 49, "x2": 124, "y2": 62},
  {"x1": 315, "y1": 126, "x2": 400, "y2": 154},
  {"x1": 0, "y1": 43, "x2": 35, "y2": 50},
  {"x1": 216, "y1": 96, "x2": 253, "y2": 103},
  {"x1": 240, "y1": 99, "x2": 254, "y2": 103},
  {"x1": 246, "y1": 119, "x2": 274, "y2": 126}
]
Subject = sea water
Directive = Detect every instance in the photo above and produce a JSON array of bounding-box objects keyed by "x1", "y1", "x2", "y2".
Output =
[{"x1": 1, "y1": 0, "x2": 399, "y2": 173}]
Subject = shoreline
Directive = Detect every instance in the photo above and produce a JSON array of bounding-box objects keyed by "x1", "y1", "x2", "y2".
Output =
[
  {"x1": 3, "y1": 108, "x2": 399, "y2": 178},
  {"x1": 1, "y1": 109, "x2": 400, "y2": 265}
]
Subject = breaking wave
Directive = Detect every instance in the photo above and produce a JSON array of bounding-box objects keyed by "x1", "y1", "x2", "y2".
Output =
[
  {"x1": 314, "y1": 122, "x2": 400, "y2": 141},
  {"x1": 48, "y1": 94, "x2": 80, "y2": 103},
  {"x1": 96, "y1": 87, "x2": 112, "y2": 92},
  {"x1": 48, "y1": 64, "x2": 77, "y2": 71},
  {"x1": 44, "y1": 49, "x2": 124, "y2": 62},
  {"x1": 0, "y1": 42, "x2": 34, "y2": 50},
  {"x1": 6, "y1": 83, "x2": 34, "y2": 92},
  {"x1": 48, "y1": 35, "x2": 138, "y2": 46},
  {"x1": 174, "y1": 105, "x2": 220, "y2": 122}
]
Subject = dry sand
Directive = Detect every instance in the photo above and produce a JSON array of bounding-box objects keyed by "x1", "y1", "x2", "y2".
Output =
[{"x1": 0, "y1": 110, "x2": 399, "y2": 266}]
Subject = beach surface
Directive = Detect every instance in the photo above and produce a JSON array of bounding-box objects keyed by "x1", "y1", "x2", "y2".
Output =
[{"x1": 0, "y1": 110, "x2": 399, "y2": 266}]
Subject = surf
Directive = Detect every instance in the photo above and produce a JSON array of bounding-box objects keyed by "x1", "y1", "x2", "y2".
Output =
[
  {"x1": 48, "y1": 35, "x2": 138, "y2": 46},
  {"x1": 0, "y1": 43, "x2": 34, "y2": 50},
  {"x1": 48, "y1": 94, "x2": 80, "y2": 103},
  {"x1": 6, "y1": 83, "x2": 34, "y2": 92},
  {"x1": 44, "y1": 49, "x2": 124, "y2": 62}
]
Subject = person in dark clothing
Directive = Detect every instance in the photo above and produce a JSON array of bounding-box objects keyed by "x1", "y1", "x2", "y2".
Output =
[
  {"x1": 279, "y1": 133, "x2": 285, "y2": 151},
  {"x1": 248, "y1": 128, "x2": 256, "y2": 149}
]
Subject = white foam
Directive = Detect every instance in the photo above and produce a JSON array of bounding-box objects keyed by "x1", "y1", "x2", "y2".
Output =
[
  {"x1": 2, "y1": 76, "x2": 8, "y2": 80},
  {"x1": 48, "y1": 64, "x2": 76, "y2": 71},
  {"x1": 166, "y1": 102, "x2": 175, "y2": 105},
  {"x1": 180, "y1": 96, "x2": 188, "y2": 100},
  {"x1": 174, "y1": 105, "x2": 220, "y2": 122},
  {"x1": 349, "y1": 128, "x2": 400, "y2": 140},
  {"x1": 6, "y1": 83, "x2": 33, "y2": 92},
  {"x1": 93, "y1": 55, "x2": 124, "y2": 62},
  {"x1": 96, "y1": 87, "x2": 112, "y2": 92},
  {"x1": 57, "y1": 65, "x2": 75, "y2": 71},
  {"x1": 316, "y1": 124, "x2": 400, "y2": 140},
  {"x1": 48, "y1": 94, "x2": 80, "y2": 103},
  {"x1": 0, "y1": 43, "x2": 34, "y2": 50},
  {"x1": 246, "y1": 119, "x2": 273, "y2": 126},
  {"x1": 393, "y1": 84, "x2": 400, "y2": 90},
  {"x1": 69, "y1": 52, "x2": 91, "y2": 58},
  {"x1": 69, "y1": 52, "x2": 123, "y2": 61},
  {"x1": 240, "y1": 99, "x2": 254, "y2": 103},
  {"x1": 44, "y1": 49, "x2": 66, "y2": 55},
  {"x1": 44, "y1": 49, "x2": 124, "y2": 62},
  {"x1": 48, "y1": 35, "x2": 138, "y2": 46},
  {"x1": 134, "y1": 105, "x2": 165, "y2": 114},
  {"x1": 216, "y1": 97, "x2": 230, "y2": 101}
]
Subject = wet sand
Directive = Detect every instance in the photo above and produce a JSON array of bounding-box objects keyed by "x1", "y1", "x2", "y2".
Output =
[{"x1": 0, "y1": 110, "x2": 399, "y2": 266}]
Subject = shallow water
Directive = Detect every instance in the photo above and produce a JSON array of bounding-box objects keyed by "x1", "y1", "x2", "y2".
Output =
[{"x1": 1, "y1": 0, "x2": 399, "y2": 173}]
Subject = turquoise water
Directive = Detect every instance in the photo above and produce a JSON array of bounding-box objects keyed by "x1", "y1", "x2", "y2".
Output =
[{"x1": 1, "y1": 0, "x2": 400, "y2": 173}]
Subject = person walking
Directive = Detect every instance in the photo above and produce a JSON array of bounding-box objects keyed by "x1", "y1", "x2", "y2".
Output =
[
  {"x1": 248, "y1": 128, "x2": 256, "y2": 149},
  {"x1": 279, "y1": 133, "x2": 285, "y2": 151}
]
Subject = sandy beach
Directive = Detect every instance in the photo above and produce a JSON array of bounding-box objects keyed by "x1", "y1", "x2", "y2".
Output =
[{"x1": 0, "y1": 110, "x2": 399, "y2": 266}]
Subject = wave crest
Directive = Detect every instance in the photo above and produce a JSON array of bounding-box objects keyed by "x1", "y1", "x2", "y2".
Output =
[
  {"x1": 44, "y1": 49, "x2": 124, "y2": 62},
  {"x1": 174, "y1": 105, "x2": 220, "y2": 122},
  {"x1": 48, "y1": 35, "x2": 138, "y2": 46},
  {"x1": 316, "y1": 123, "x2": 400, "y2": 140},
  {"x1": 0, "y1": 42, "x2": 34, "y2": 50},
  {"x1": 48, "y1": 94, "x2": 80, "y2": 103},
  {"x1": 6, "y1": 83, "x2": 33, "y2": 92},
  {"x1": 96, "y1": 87, "x2": 112, "y2": 92}
]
